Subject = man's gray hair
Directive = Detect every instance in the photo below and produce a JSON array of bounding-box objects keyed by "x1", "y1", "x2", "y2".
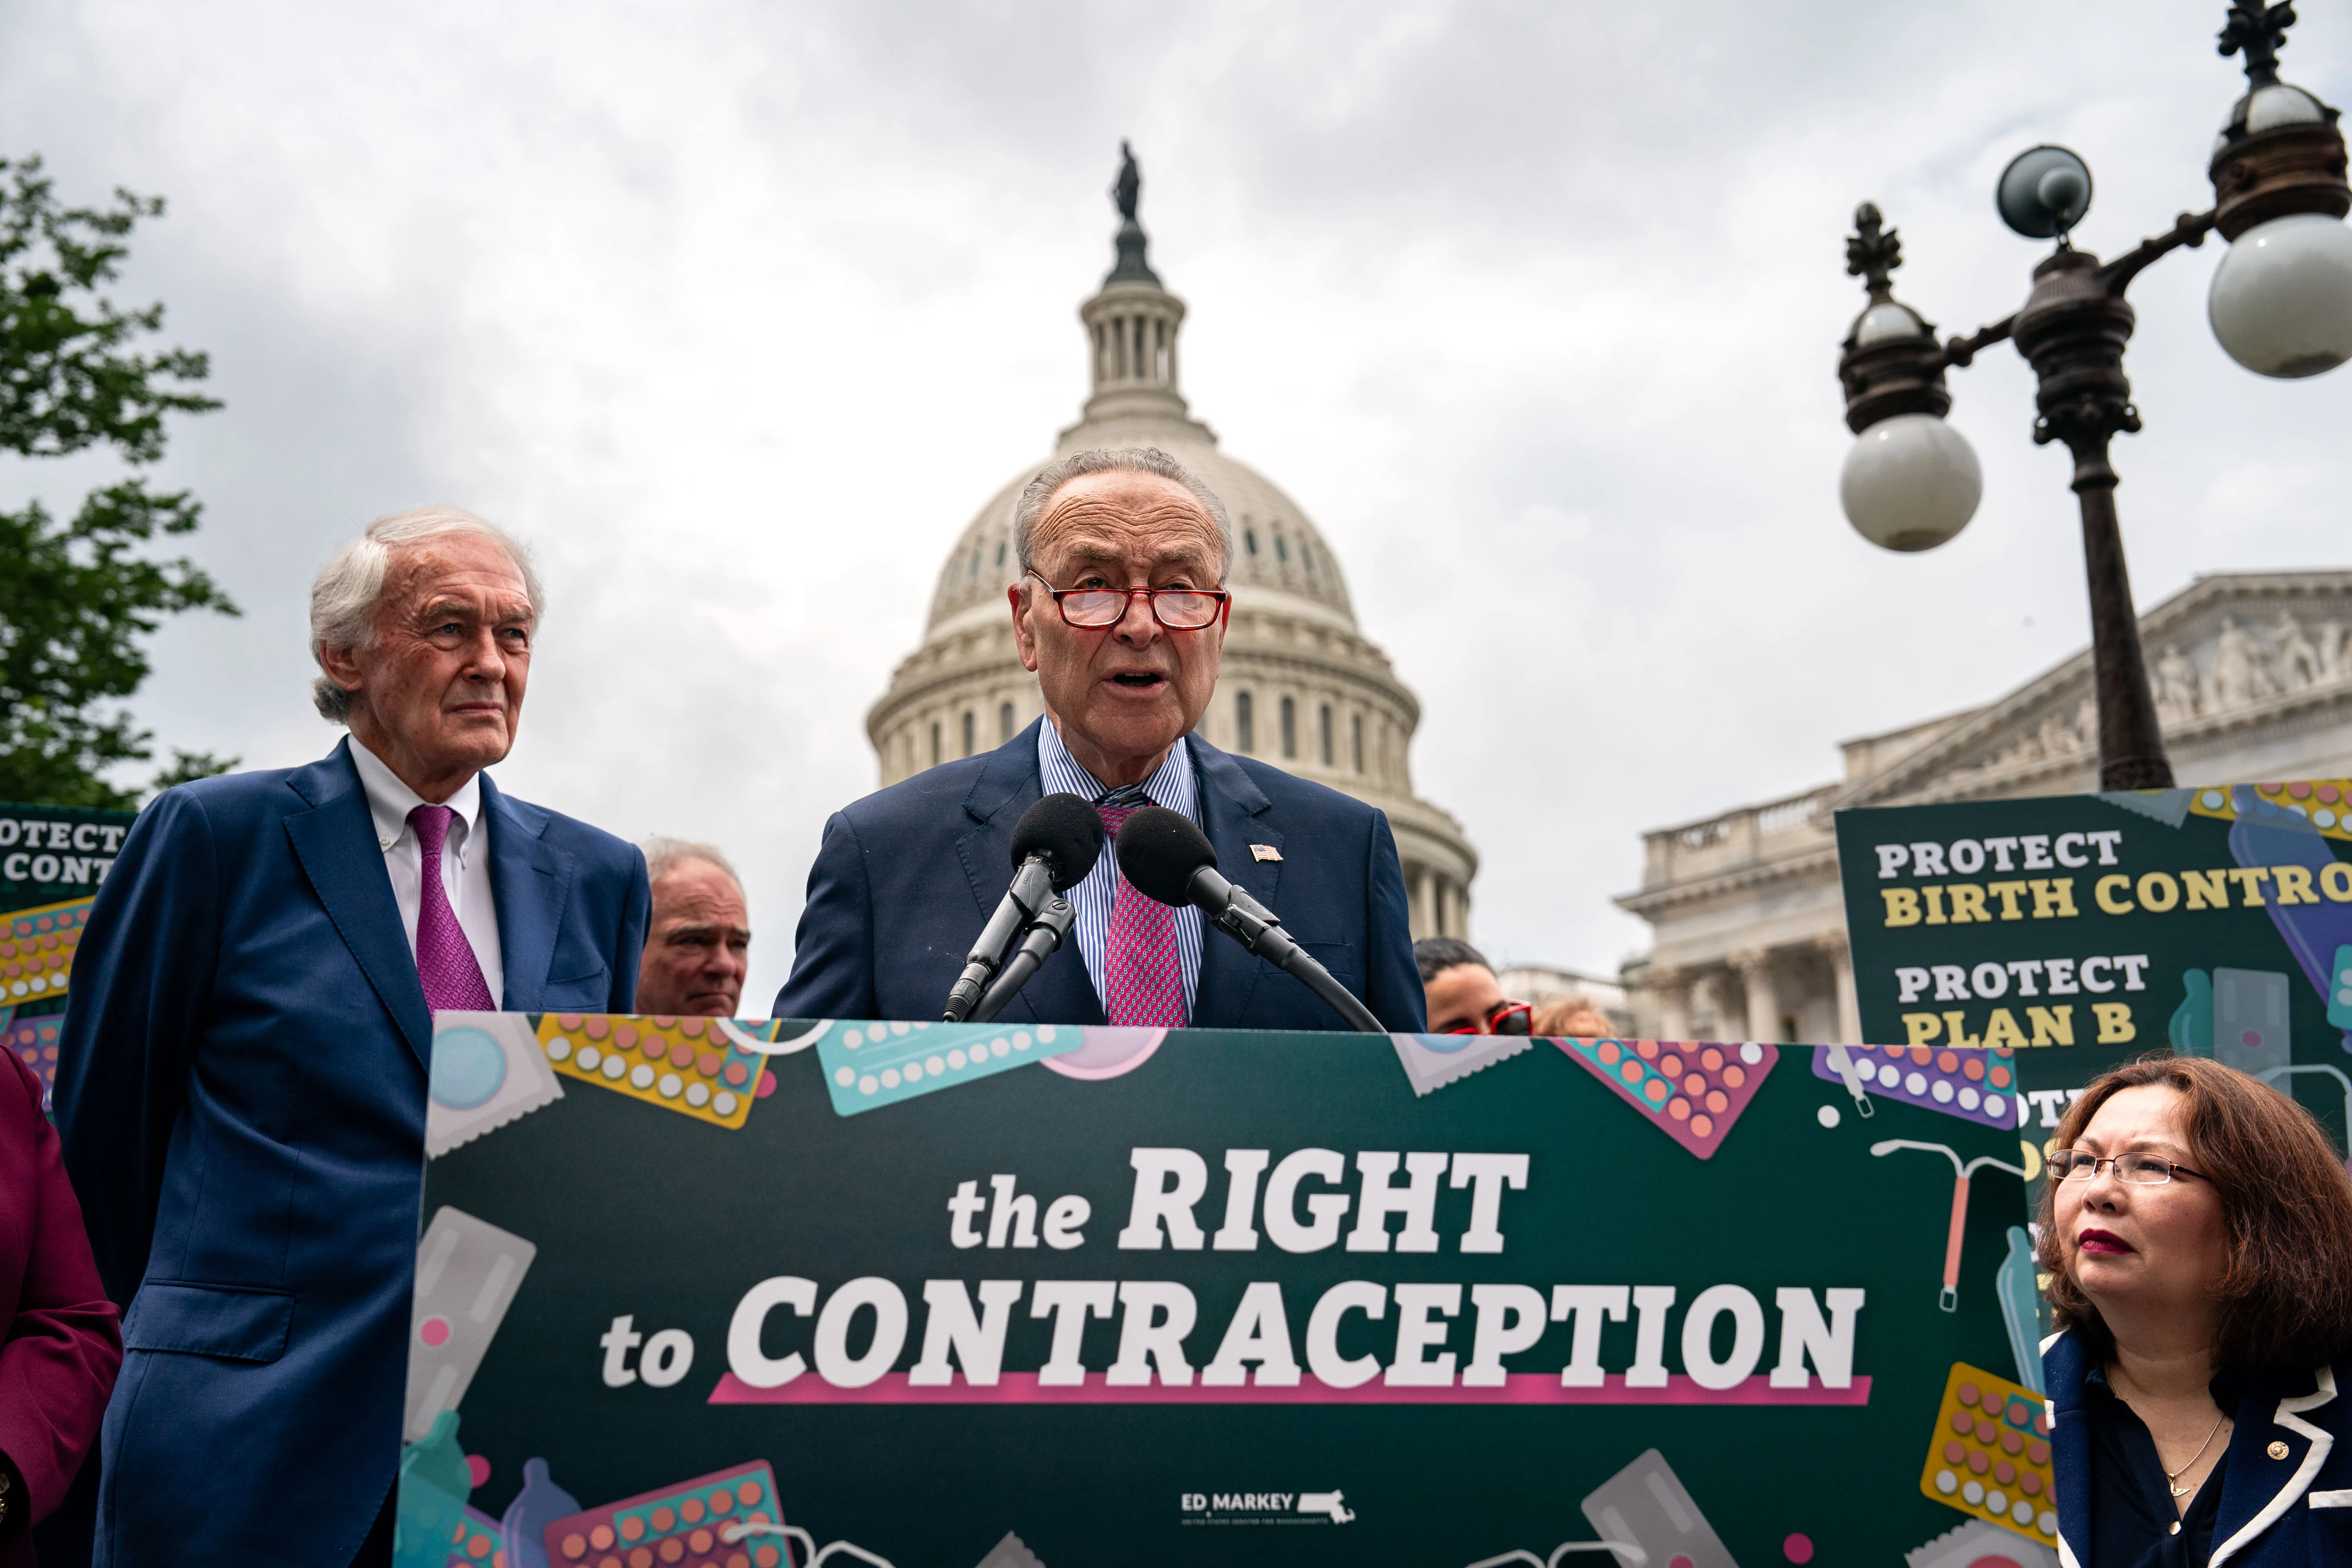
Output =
[
  {"x1": 643, "y1": 836, "x2": 742, "y2": 890},
  {"x1": 309, "y1": 505, "x2": 544, "y2": 722},
  {"x1": 1013, "y1": 447, "x2": 1232, "y2": 579}
]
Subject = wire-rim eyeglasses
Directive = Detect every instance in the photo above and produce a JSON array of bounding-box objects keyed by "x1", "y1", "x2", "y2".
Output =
[
  {"x1": 2047, "y1": 1150, "x2": 2207, "y2": 1186},
  {"x1": 1022, "y1": 570, "x2": 1230, "y2": 631}
]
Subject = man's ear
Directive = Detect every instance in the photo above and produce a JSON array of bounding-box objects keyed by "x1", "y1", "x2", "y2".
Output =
[
  {"x1": 317, "y1": 641, "x2": 368, "y2": 696},
  {"x1": 1009, "y1": 582, "x2": 1043, "y2": 673}
]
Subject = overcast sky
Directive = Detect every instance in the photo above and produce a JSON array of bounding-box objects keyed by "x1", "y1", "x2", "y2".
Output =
[{"x1": 4, "y1": 0, "x2": 2347, "y2": 1009}]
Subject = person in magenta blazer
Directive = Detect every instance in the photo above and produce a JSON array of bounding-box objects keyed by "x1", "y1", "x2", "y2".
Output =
[{"x1": 0, "y1": 1044, "x2": 121, "y2": 1566}]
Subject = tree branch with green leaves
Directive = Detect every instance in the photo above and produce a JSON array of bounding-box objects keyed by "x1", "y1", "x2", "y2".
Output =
[{"x1": 0, "y1": 154, "x2": 238, "y2": 808}]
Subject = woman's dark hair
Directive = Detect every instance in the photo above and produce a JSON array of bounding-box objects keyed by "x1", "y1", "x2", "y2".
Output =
[
  {"x1": 2037, "y1": 1053, "x2": 2352, "y2": 1372},
  {"x1": 1414, "y1": 937, "x2": 1490, "y2": 985}
]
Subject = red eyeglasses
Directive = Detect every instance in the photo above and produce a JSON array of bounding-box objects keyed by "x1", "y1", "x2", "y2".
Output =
[
  {"x1": 1445, "y1": 1000, "x2": 1533, "y2": 1036},
  {"x1": 1024, "y1": 571, "x2": 1231, "y2": 631}
]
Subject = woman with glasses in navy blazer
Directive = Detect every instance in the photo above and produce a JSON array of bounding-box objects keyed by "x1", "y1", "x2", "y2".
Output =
[{"x1": 2040, "y1": 1055, "x2": 2352, "y2": 1565}]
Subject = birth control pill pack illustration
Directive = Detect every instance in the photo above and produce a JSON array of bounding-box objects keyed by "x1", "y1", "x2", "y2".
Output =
[
  {"x1": 1920, "y1": 1360, "x2": 2057, "y2": 1544},
  {"x1": 1551, "y1": 1037, "x2": 1779, "y2": 1159},
  {"x1": 541, "y1": 1461, "x2": 786, "y2": 1568},
  {"x1": 538, "y1": 1012, "x2": 788, "y2": 1129},
  {"x1": 1815, "y1": 1042, "x2": 2018, "y2": 1129},
  {"x1": 0, "y1": 895, "x2": 90, "y2": 1003},
  {"x1": 445, "y1": 1504, "x2": 502, "y2": 1566},
  {"x1": 812, "y1": 1018, "x2": 1090, "y2": 1115}
]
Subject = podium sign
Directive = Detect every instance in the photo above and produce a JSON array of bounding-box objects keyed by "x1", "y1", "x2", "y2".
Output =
[{"x1": 402, "y1": 1014, "x2": 2038, "y2": 1566}]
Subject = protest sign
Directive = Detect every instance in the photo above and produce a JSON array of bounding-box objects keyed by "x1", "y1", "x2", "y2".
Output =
[
  {"x1": 0, "y1": 800, "x2": 135, "y2": 910},
  {"x1": 0, "y1": 799, "x2": 137, "y2": 1107},
  {"x1": 1835, "y1": 779, "x2": 2352, "y2": 1160},
  {"x1": 401, "y1": 1013, "x2": 2049, "y2": 1566}
]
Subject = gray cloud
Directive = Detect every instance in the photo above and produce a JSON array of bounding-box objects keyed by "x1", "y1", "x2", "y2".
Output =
[{"x1": 2, "y1": 0, "x2": 2345, "y2": 1005}]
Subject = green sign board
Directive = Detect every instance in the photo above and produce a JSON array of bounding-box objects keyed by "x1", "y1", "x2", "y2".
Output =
[
  {"x1": 0, "y1": 799, "x2": 136, "y2": 912},
  {"x1": 401, "y1": 1012, "x2": 2050, "y2": 1567},
  {"x1": 0, "y1": 799, "x2": 135, "y2": 1109},
  {"x1": 1835, "y1": 778, "x2": 2352, "y2": 1159}
]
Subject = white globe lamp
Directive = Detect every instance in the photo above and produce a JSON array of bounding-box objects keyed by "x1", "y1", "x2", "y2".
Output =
[
  {"x1": 2207, "y1": 212, "x2": 2352, "y2": 377},
  {"x1": 1840, "y1": 413, "x2": 1983, "y2": 553}
]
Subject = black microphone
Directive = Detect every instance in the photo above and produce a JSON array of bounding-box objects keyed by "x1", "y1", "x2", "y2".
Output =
[
  {"x1": 942, "y1": 793, "x2": 1105, "y2": 1022},
  {"x1": 966, "y1": 894, "x2": 1079, "y2": 1024},
  {"x1": 1112, "y1": 806, "x2": 1385, "y2": 1034}
]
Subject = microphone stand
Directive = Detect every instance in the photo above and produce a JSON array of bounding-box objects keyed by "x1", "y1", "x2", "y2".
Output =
[
  {"x1": 1195, "y1": 875, "x2": 1384, "y2": 1033},
  {"x1": 967, "y1": 897, "x2": 1078, "y2": 1024},
  {"x1": 943, "y1": 858, "x2": 1054, "y2": 1022}
]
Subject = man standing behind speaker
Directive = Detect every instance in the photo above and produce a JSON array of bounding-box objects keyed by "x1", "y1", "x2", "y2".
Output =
[
  {"x1": 774, "y1": 448, "x2": 1423, "y2": 1032},
  {"x1": 635, "y1": 838, "x2": 751, "y2": 1018},
  {"x1": 54, "y1": 508, "x2": 650, "y2": 1568}
]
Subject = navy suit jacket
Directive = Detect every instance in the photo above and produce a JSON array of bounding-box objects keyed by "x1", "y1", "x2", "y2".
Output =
[
  {"x1": 53, "y1": 740, "x2": 649, "y2": 1568},
  {"x1": 773, "y1": 720, "x2": 1425, "y2": 1033},
  {"x1": 2048, "y1": 1328, "x2": 2352, "y2": 1564}
]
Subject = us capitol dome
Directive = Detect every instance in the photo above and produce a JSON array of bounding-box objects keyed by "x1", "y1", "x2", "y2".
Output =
[{"x1": 867, "y1": 149, "x2": 1477, "y2": 940}]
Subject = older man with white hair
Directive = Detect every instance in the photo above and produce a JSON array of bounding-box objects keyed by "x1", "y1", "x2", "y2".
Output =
[{"x1": 55, "y1": 506, "x2": 650, "y2": 1568}]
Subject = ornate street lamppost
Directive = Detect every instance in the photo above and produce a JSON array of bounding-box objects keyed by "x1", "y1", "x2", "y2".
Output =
[{"x1": 1835, "y1": 2, "x2": 2352, "y2": 790}]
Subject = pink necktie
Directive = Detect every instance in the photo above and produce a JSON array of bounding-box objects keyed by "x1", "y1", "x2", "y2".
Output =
[
  {"x1": 1094, "y1": 793, "x2": 1188, "y2": 1028},
  {"x1": 408, "y1": 805, "x2": 495, "y2": 1013}
]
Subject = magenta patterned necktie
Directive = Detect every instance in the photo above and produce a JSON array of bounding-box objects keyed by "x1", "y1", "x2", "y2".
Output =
[
  {"x1": 1094, "y1": 791, "x2": 1188, "y2": 1028},
  {"x1": 408, "y1": 805, "x2": 495, "y2": 1013}
]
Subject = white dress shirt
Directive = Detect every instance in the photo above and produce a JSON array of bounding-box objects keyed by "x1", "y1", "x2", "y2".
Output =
[
  {"x1": 346, "y1": 738, "x2": 506, "y2": 1005},
  {"x1": 1037, "y1": 720, "x2": 1204, "y2": 1017}
]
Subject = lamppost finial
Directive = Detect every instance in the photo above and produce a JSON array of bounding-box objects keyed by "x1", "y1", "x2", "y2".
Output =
[
  {"x1": 2218, "y1": 1, "x2": 2296, "y2": 89},
  {"x1": 1846, "y1": 202, "x2": 1903, "y2": 301}
]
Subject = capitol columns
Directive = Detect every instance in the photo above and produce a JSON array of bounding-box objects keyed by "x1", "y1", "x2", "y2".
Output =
[
  {"x1": 1815, "y1": 931, "x2": 1863, "y2": 1046},
  {"x1": 1646, "y1": 966, "x2": 1693, "y2": 1044},
  {"x1": 1731, "y1": 949, "x2": 1781, "y2": 1044}
]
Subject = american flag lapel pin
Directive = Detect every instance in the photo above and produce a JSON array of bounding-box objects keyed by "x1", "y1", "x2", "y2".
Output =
[{"x1": 1250, "y1": 844, "x2": 1283, "y2": 862}]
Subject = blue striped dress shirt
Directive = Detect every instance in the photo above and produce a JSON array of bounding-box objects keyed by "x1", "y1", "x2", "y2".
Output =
[{"x1": 1037, "y1": 720, "x2": 1205, "y2": 1019}]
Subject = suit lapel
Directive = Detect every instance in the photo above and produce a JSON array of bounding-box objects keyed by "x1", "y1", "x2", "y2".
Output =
[
  {"x1": 282, "y1": 740, "x2": 433, "y2": 1071},
  {"x1": 2044, "y1": 1333, "x2": 2092, "y2": 1568},
  {"x1": 483, "y1": 774, "x2": 572, "y2": 1012},
  {"x1": 1189, "y1": 736, "x2": 1276, "y2": 1027},
  {"x1": 2212, "y1": 1362, "x2": 2337, "y2": 1564},
  {"x1": 958, "y1": 724, "x2": 1105, "y2": 1027}
]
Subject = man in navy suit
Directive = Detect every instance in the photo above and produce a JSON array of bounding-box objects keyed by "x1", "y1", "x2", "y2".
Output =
[
  {"x1": 775, "y1": 448, "x2": 1423, "y2": 1033},
  {"x1": 54, "y1": 507, "x2": 650, "y2": 1568}
]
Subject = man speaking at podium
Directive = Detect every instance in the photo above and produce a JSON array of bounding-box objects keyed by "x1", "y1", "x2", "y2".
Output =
[{"x1": 774, "y1": 448, "x2": 1423, "y2": 1032}]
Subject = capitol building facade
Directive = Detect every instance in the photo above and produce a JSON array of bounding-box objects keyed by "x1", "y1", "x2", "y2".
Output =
[
  {"x1": 1618, "y1": 569, "x2": 2352, "y2": 1044},
  {"x1": 866, "y1": 163, "x2": 1478, "y2": 940}
]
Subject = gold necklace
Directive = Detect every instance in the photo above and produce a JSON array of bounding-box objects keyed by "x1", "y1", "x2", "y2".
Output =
[
  {"x1": 2162, "y1": 1410, "x2": 2230, "y2": 1498},
  {"x1": 2113, "y1": 1366, "x2": 2230, "y2": 1499}
]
